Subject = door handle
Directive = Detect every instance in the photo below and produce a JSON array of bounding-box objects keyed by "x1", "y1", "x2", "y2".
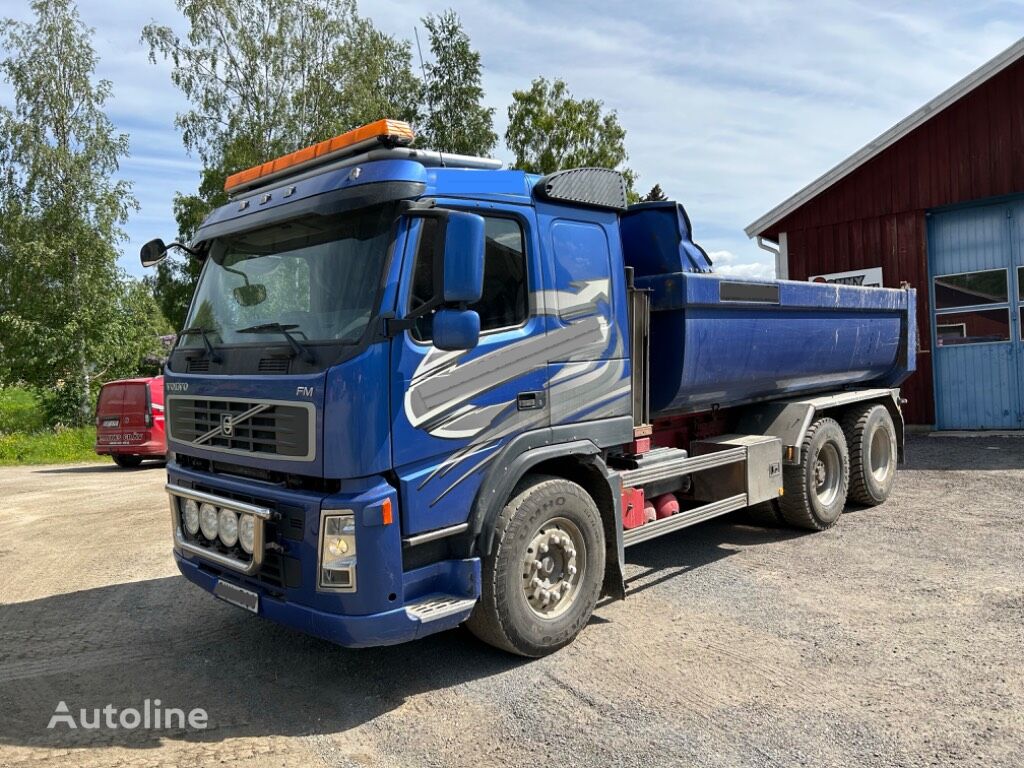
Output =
[{"x1": 517, "y1": 391, "x2": 546, "y2": 411}]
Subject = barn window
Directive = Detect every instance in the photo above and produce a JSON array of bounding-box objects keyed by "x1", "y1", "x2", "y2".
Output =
[
  {"x1": 933, "y1": 268, "x2": 1008, "y2": 310},
  {"x1": 934, "y1": 309, "x2": 1010, "y2": 346}
]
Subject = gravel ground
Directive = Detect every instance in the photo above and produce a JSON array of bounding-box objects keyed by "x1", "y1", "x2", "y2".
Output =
[{"x1": 0, "y1": 434, "x2": 1022, "y2": 768}]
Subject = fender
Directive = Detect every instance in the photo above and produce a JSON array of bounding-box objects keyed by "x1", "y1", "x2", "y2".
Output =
[
  {"x1": 470, "y1": 416, "x2": 632, "y2": 599},
  {"x1": 735, "y1": 387, "x2": 905, "y2": 464}
]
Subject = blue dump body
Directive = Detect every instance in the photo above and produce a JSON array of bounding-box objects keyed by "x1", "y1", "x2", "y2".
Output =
[{"x1": 621, "y1": 203, "x2": 916, "y2": 416}]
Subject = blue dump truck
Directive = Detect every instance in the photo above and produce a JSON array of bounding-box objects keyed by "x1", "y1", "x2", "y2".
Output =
[{"x1": 141, "y1": 119, "x2": 916, "y2": 656}]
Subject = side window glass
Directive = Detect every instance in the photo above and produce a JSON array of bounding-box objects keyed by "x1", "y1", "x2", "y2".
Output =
[
  {"x1": 409, "y1": 219, "x2": 439, "y2": 341},
  {"x1": 473, "y1": 218, "x2": 528, "y2": 332},
  {"x1": 409, "y1": 216, "x2": 528, "y2": 342}
]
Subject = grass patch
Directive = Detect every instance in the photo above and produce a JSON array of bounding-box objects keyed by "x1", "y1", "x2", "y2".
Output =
[
  {"x1": 0, "y1": 387, "x2": 108, "y2": 465},
  {"x1": 0, "y1": 425, "x2": 108, "y2": 466},
  {"x1": 0, "y1": 387, "x2": 47, "y2": 433}
]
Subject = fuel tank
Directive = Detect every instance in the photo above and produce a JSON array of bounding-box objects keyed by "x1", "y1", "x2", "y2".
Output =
[{"x1": 620, "y1": 203, "x2": 916, "y2": 417}]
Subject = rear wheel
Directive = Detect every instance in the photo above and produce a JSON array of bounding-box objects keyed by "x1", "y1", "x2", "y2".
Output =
[
  {"x1": 778, "y1": 417, "x2": 849, "y2": 531},
  {"x1": 842, "y1": 404, "x2": 897, "y2": 506},
  {"x1": 112, "y1": 455, "x2": 143, "y2": 468},
  {"x1": 467, "y1": 475, "x2": 605, "y2": 657}
]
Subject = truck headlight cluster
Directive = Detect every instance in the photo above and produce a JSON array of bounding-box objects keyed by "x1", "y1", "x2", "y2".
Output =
[
  {"x1": 180, "y1": 497, "x2": 257, "y2": 556},
  {"x1": 319, "y1": 513, "x2": 356, "y2": 591}
]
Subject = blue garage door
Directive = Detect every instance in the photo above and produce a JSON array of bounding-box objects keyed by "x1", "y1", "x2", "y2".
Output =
[{"x1": 928, "y1": 200, "x2": 1024, "y2": 429}]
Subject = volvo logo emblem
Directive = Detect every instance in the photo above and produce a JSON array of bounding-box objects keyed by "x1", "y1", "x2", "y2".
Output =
[{"x1": 193, "y1": 403, "x2": 270, "y2": 446}]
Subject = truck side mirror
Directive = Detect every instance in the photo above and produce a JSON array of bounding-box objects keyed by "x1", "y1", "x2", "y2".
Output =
[
  {"x1": 140, "y1": 238, "x2": 168, "y2": 268},
  {"x1": 440, "y1": 211, "x2": 485, "y2": 304},
  {"x1": 433, "y1": 308, "x2": 480, "y2": 351}
]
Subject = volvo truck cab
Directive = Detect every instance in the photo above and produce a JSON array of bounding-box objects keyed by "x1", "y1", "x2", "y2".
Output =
[{"x1": 143, "y1": 120, "x2": 914, "y2": 656}]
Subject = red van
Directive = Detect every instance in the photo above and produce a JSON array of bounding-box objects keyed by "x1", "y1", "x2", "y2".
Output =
[{"x1": 95, "y1": 376, "x2": 166, "y2": 467}]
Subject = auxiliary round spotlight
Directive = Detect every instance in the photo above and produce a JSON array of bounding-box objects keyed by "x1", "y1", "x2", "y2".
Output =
[
  {"x1": 199, "y1": 503, "x2": 219, "y2": 540},
  {"x1": 218, "y1": 508, "x2": 239, "y2": 547},
  {"x1": 238, "y1": 514, "x2": 255, "y2": 555},
  {"x1": 182, "y1": 499, "x2": 200, "y2": 536}
]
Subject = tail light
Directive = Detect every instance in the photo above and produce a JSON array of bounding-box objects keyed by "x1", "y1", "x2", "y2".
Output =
[{"x1": 144, "y1": 384, "x2": 154, "y2": 427}]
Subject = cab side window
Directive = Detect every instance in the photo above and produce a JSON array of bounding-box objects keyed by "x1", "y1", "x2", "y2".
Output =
[{"x1": 409, "y1": 216, "x2": 528, "y2": 342}]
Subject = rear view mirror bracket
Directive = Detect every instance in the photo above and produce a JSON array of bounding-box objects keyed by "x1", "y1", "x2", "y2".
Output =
[{"x1": 140, "y1": 238, "x2": 202, "y2": 269}]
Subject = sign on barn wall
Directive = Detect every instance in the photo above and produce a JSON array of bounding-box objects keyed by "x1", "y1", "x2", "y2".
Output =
[{"x1": 808, "y1": 267, "x2": 884, "y2": 287}]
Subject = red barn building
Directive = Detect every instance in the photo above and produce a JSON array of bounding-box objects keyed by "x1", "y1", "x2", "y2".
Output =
[{"x1": 747, "y1": 38, "x2": 1024, "y2": 430}]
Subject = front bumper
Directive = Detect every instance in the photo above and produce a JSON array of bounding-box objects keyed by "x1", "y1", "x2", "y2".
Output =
[
  {"x1": 175, "y1": 552, "x2": 477, "y2": 647},
  {"x1": 168, "y1": 463, "x2": 480, "y2": 648},
  {"x1": 96, "y1": 434, "x2": 165, "y2": 456}
]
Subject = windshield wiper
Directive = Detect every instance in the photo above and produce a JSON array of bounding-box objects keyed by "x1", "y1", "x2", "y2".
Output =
[
  {"x1": 178, "y1": 326, "x2": 223, "y2": 363},
  {"x1": 236, "y1": 322, "x2": 316, "y2": 364}
]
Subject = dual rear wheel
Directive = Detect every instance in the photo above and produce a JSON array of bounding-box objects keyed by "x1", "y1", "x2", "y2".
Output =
[{"x1": 777, "y1": 403, "x2": 897, "y2": 531}]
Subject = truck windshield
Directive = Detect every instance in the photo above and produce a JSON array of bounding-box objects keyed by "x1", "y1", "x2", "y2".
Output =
[{"x1": 181, "y1": 203, "x2": 395, "y2": 349}]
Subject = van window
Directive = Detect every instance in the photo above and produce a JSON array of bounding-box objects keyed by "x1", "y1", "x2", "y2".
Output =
[
  {"x1": 98, "y1": 384, "x2": 126, "y2": 413},
  {"x1": 122, "y1": 384, "x2": 147, "y2": 411},
  {"x1": 409, "y1": 216, "x2": 528, "y2": 342}
]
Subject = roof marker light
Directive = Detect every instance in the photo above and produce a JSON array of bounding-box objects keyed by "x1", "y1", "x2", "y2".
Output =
[{"x1": 224, "y1": 119, "x2": 415, "y2": 194}]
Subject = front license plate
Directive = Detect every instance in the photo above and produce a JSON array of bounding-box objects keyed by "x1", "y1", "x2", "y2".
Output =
[
  {"x1": 213, "y1": 580, "x2": 259, "y2": 614},
  {"x1": 102, "y1": 418, "x2": 119, "y2": 427}
]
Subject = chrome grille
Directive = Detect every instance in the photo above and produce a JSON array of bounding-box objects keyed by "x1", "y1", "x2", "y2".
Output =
[{"x1": 167, "y1": 396, "x2": 314, "y2": 460}]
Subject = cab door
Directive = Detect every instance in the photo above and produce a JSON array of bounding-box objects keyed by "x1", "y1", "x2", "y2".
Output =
[{"x1": 390, "y1": 203, "x2": 548, "y2": 536}]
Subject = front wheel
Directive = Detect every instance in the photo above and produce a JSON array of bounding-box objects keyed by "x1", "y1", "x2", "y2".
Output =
[{"x1": 466, "y1": 475, "x2": 606, "y2": 657}]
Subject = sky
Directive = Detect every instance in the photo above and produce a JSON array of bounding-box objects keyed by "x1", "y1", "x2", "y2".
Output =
[{"x1": 3, "y1": 0, "x2": 1024, "y2": 280}]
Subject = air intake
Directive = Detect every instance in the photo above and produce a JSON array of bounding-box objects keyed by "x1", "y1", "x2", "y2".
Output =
[{"x1": 258, "y1": 357, "x2": 290, "y2": 374}]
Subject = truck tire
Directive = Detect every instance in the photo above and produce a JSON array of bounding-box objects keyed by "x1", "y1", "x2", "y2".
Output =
[
  {"x1": 778, "y1": 417, "x2": 849, "y2": 531},
  {"x1": 842, "y1": 404, "x2": 897, "y2": 506},
  {"x1": 113, "y1": 455, "x2": 143, "y2": 468},
  {"x1": 466, "y1": 475, "x2": 606, "y2": 657},
  {"x1": 745, "y1": 499, "x2": 785, "y2": 527}
]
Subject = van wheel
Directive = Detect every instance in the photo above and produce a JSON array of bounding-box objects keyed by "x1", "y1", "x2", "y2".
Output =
[
  {"x1": 467, "y1": 475, "x2": 605, "y2": 657},
  {"x1": 778, "y1": 417, "x2": 849, "y2": 531},
  {"x1": 113, "y1": 455, "x2": 143, "y2": 468},
  {"x1": 843, "y1": 404, "x2": 897, "y2": 506}
]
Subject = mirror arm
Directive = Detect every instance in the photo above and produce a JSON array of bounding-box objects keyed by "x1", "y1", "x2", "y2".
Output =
[
  {"x1": 381, "y1": 312, "x2": 419, "y2": 337},
  {"x1": 166, "y1": 241, "x2": 202, "y2": 258}
]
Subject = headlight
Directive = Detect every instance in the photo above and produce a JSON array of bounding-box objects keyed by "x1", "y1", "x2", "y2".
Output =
[
  {"x1": 319, "y1": 513, "x2": 356, "y2": 590},
  {"x1": 182, "y1": 499, "x2": 200, "y2": 535},
  {"x1": 238, "y1": 514, "x2": 255, "y2": 554},
  {"x1": 199, "y1": 503, "x2": 219, "y2": 540},
  {"x1": 218, "y1": 508, "x2": 239, "y2": 547}
]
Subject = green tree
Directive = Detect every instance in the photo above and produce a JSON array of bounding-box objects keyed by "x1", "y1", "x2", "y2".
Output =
[
  {"x1": 505, "y1": 77, "x2": 636, "y2": 197},
  {"x1": 142, "y1": 0, "x2": 422, "y2": 327},
  {"x1": 641, "y1": 183, "x2": 668, "y2": 202},
  {"x1": 0, "y1": 0, "x2": 165, "y2": 425},
  {"x1": 419, "y1": 10, "x2": 496, "y2": 156}
]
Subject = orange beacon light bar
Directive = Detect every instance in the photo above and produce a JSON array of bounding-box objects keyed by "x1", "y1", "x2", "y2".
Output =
[{"x1": 224, "y1": 119, "x2": 415, "y2": 194}]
